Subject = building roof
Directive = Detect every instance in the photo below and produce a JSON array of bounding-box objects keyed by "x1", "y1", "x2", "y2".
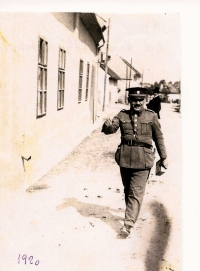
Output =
[
  {"x1": 100, "y1": 55, "x2": 141, "y2": 80},
  {"x1": 120, "y1": 57, "x2": 141, "y2": 77},
  {"x1": 80, "y1": 13, "x2": 106, "y2": 46},
  {"x1": 100, "y1": 64, "x2": 121, "y2": 80}
]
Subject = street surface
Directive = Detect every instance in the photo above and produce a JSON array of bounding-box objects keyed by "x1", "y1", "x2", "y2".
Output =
[{"x1": 0, "y1": 103, "x2": 181, "y2": 271}]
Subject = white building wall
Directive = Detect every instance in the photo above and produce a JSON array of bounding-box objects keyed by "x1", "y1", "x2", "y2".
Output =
[
  {"x1": 109, "y1": 78, "x2": 118, "y2": 104},
  {"x1": 117, "y1": 80, "x2": 128, "y2": 104},
  {"x1": 0, "y1": 12, "x2": 99, "y2": 189}
]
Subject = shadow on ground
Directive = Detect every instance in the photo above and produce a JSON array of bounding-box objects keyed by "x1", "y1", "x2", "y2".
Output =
[
  {"x1": 56, "y1": 198, "x2": 125, "y2": 235},
  {"x1": 102, "y1": 151, "x2": 116, "y2": 158},
  {"x1": 145, "y1": 200, "x2": 171, "y2": 271},
  {"x1": 26, "y1": 184, "x2": 50, "y2": 192}
]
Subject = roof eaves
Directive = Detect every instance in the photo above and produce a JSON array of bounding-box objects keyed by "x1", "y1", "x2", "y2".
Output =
[
  {"x1": 100, "y1": 64, "x2": 121, "y2": 80},
  {"x1": 80, "y1": 13, "x2": 105, "y2": 46},
  {"x1": 120, "y1": 57, "x2": 141, "y2": 77}
]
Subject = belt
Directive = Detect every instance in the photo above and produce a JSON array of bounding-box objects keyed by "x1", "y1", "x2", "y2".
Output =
[{"x1": 121, "y1": 139, "x2": 152, "y2": 149}]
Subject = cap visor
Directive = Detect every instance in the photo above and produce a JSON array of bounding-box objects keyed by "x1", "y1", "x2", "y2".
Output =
[{"x1": 128, "y1": 94, "x2": 146, "y2": 98}]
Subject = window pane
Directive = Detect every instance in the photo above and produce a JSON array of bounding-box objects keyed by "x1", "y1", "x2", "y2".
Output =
[
  {"x1": 38, "y1": 67, "x2": 41, "y2": 90},
  {"x1": 78, "y1": 89, "x2": 82, "y2": 102},
  {"x1": 86, "y1": 78, "x2": 89, "y2": 89},
  {"x1": 85, "y1": 89, "x2": 88, "y2": 101},
  {"x1": 41, "y1": 40, "x2": 44, "y2": 64},
  {"x1": 62, "y1": 72, "x2": 65, "y2": 89},
  {"x1": 59, "y1": 90, "x2": 62, "y2": 107},
  {"x1": 44, "y1": 68, "x2": 47, "y2": 90},
  {"x1": 37, "y1": 91, "x2": 40, "y2": 115},
  {"x1": 60, "y1": 90, "x2": 62, "y2": 108},
  {"x1": 60, "y1": 72, "x2": 63, "y2": 89},
  {"x1": 79, "y1": 60, "x2": 83, "y2": 74},
  {"x1": 43, "y1": 41, "x2": 46, "y2": 65},
  {"x1": 61, "y1": 90, "x2": 64, "y2": 107},
  {"x1": 63, "y1": 51, "x2": 66, "y2": 69},
  {"x1": 43, "y1": 91, "x2": 47, "y2": 113},
  {"x1": 62, "y1": 52, "x2": 64, "y2": 69},
  {"x1": 59, "y1": 49, "x2": 61, "y2": 68},
  {"x1": 87, "y1": 63, "x2": 90, "y2": 76},
  {"x1": 61, "y1": 50, "x2": 63, "y2": 69},
  {"x1": 58, "y1": 90, "x2": 61, "y2": 108},
  {"x1": 40, "y1": 68, "x2": 43, "y2": 90},
  {"x1": 79, "y1": 76, "x2": 82, "y2": 89},
  {"x1": 60, "y1": 72, "x2": 62, "y2": 89},
  {"x1": 58, "y1": 71, "x2": 61, "y2": 89},
  {"x1": 38, "y1": 38, "x2": 48, "y2": 65},
  {"x1": 46, "y1": 42, "x2": 48, "y2": 65},
  {"x1": 40, "y1": 91, "x2": 43, "y2": 114},
  {"x1": 39, "y1": 39, "x2": 43, "y2": 64}
]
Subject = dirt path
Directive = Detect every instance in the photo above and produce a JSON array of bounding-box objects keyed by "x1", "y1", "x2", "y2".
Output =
[{"x1": 0, "y1": 103, "x2": 181, "y2": 271}]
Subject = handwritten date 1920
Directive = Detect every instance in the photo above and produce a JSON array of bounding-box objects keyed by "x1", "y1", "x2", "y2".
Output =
[{"x1": 18, "y1": 254, "x2": 40, "y2": 265}]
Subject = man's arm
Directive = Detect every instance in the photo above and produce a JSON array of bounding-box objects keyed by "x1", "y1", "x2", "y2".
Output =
[
  {"x1": 152, "y1": 113, "x2": 168, "y2": 168},
  {"x1": 160, "y1": 158, "x2": 168, "y2": 169},
  {"x1": 101, "y1": 115, "x2": 120, "y2": 135}
]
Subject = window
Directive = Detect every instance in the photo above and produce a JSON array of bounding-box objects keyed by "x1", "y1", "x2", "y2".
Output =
[
  {"x1": 58, "y1": 48, "x2": 66, "y2": 109},
  {"x1": 85, "y1": 62, "x2": 90, "y2": 101},
  {"x1": 78, "y1": 60, "x2": 84, "y2": 103},
  {"x1": 37, "y1": 37, "x2": 48, "y2": 117}
]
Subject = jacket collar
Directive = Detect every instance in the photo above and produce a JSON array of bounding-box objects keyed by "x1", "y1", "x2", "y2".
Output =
[{"x1": 130, "y1": 107, "x2": 145, "y2": 117}]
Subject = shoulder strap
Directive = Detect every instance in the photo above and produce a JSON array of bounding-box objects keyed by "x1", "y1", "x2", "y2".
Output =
[{"x1": 146, "y1": 108, "x2": 155, "y2": 113}]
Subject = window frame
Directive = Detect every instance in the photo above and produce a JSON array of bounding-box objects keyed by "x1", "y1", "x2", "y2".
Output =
[
  {"x1": 37, "y1": 36, "x2": 48, "y2": 118},
  {"x1": 85, "y1": 62, "x2": 90, "y2": 102},
  {"x1": 78, "y1": 59, "x2": 84, "y2": 104},
  {"x1": 57, "y1": 47, "x2": 66, "y2": 110}
]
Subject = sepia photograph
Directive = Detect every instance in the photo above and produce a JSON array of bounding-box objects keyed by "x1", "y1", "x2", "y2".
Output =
[{"x1": 0, "y1": 2, "x2": 196, "y2": 270}]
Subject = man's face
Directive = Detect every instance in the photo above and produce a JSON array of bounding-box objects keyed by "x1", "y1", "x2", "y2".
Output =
[{"x1": 128, "y1": 96, "x2": 145, "y2": 112}]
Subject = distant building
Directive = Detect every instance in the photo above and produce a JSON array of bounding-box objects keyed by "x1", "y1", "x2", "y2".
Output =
[
  {"x1": 0, "y1": 12, "x2": 106, "y2": 189},
  {"x1": 98, "y1": 55, "x2": 141, "y2": 107},
  {"x1": 160, "y1": 82, "x2": 180, "y2": 102},
  {"x1": 98, "y1": 58, "x2": 121, "y2": 108}
]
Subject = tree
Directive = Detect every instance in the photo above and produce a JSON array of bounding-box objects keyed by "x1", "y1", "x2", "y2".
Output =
[
  {"x1": 159, "y1": 79, "x2": 166, "y2": 86},
  {"x1": 174, "y1": 81, "x2": 181, "y2": 93},
  {"x1": 154, "y1": 81, "x2": 159, "y2": 88}
]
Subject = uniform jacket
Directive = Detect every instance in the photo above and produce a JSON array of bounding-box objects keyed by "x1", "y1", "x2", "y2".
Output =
[{"x1": 101, "y1": 107, "x2": 167, "y2": 169}]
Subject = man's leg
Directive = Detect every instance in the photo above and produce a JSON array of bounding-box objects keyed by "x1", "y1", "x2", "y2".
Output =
[
  {"x1": 120, "y1": 168, "x2": 150, "y2": 228},
  {"x1": 120, "y1": 167, "x2": 132, "y2": 205}
]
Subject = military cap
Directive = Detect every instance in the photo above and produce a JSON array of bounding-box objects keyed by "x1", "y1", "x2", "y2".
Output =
[{"x1": 126, "y1": 87, "x2": 148, "y2": 98}]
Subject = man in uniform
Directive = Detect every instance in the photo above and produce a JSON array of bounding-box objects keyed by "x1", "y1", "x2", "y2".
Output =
[{"x1": 101, "y1": 87, "x2": 168, "y2": 237}]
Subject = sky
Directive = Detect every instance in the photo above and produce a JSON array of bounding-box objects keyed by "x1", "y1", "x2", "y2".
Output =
[{"x1": 98, "y1": 13, "x2": 181, "y2": 85}]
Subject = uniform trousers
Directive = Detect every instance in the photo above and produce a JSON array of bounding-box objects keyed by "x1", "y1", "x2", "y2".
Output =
[{"x1": 120, "y1": 167, "x2": 150, "y2": 227}]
